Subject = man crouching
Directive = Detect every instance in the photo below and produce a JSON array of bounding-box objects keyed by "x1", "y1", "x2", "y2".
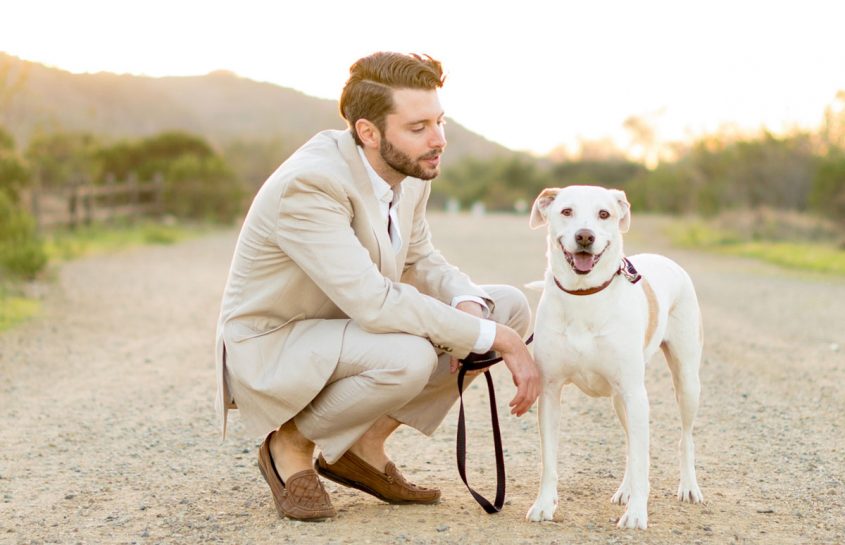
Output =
[{"x1": 215, "y1": 51, "x2": 539, "y2": 521}]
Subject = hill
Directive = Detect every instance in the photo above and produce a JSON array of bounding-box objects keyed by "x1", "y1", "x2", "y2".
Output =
[{"x1": 0, "y1": 52, "x2": 511, "y2": 171}]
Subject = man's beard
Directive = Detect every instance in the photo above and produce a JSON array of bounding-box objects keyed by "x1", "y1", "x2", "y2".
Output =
[{"x1": 380, "y1": 138, "x2": 442, "y2": 181}]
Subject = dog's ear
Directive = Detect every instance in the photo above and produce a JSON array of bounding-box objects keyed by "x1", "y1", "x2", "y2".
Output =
[
  {"x1": 609, "y1": 189, "x2": 631, "y2": 233},
  {"x1": 529, "y1": 188, "x2": 560, "y2": 229}
]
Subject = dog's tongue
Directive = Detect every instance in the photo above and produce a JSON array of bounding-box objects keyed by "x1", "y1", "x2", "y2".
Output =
[{"x1": 573, "y1": 252, "x2": 595, "y2": 272}]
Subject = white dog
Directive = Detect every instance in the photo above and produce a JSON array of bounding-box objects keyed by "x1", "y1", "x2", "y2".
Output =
[{"x1": 525, "y1": 185, "x2": 704, "y2": 529}]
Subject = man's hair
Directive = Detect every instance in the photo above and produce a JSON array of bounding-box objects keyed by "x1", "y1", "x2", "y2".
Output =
[{"x1": 340, "y1": 52, "x2": 445, "y2": 145}]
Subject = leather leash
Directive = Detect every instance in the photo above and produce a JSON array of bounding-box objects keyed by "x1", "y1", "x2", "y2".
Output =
[{"x1": 456, "y1": 333, "x2": 533, "y2": 513}]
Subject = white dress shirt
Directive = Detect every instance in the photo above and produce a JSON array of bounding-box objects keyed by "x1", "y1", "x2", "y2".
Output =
[{"x1": 357, "y1": 146, "x2": 495, "y2": 353}]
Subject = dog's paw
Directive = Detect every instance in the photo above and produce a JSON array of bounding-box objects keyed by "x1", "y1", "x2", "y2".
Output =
[
  {"x1": 526, "y1": 494, "x2": 558, "y2": 522},
  {"x1": 611, "y1": 482, "x2": 631, "y2": 505},
  {"x1": 677, "y1": 481, "x2": 704, "y2": 503},
  {"x1": 616, "y1": 501, "x2": 648, "y2": 529}
]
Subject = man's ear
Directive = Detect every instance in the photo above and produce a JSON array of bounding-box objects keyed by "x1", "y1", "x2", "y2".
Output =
[
  {"x1": 609, "y1": 189, "x2": 631, "y2": 233},
  {"x1": 529, "y1": 188, "x2": 561, "y2": 229},
  {"x1": 355, "y1": 119, "x2": 380, "y2": 149}
]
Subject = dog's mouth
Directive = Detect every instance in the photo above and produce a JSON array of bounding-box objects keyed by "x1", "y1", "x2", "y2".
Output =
[{"x1": 561, "y1": 242, "x2": 609, "y2": 275}]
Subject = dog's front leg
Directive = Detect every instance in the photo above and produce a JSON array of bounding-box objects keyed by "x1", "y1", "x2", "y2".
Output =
[
  {"x1": 610, "y1": 393, "x2": 632, "y2": 505},
  {"x1": 616, "y1": 385, "x2": 650, "y2": 530},
  {"x1": 526, "y1": 379, "x2": 564, "y2": 522}
]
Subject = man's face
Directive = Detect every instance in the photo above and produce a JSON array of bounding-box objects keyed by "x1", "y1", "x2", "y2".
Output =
[{"x1": 379, "y1": 88, "x2": 447, "y2": 181}]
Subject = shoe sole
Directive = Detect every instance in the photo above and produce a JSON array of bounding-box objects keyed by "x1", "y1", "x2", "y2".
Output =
[{"x1": 315, "y1": 461, "x2": 440, "y2": 505}]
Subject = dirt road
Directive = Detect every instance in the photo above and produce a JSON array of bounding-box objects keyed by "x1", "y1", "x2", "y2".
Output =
[{"x1": 1, "y1": 213, "x2": 843, "y2": 545}]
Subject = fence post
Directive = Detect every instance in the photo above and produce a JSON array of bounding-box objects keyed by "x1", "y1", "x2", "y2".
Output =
[
  {"x1": 68, "y1": 182, "x2": 78, "y2": 230},
  {"x1": 153, "y1": 172, "x2": 164, "y2": 217},
  {"x1": 127, "y1": 172, "x2": 139, "y2": 224},
  {"x1": 83, "y1": 180, "x2": 93, "y2": 226},
  {"x1": 104, "y1": 173, "x2": 116, "y2": 224},
  {"x1": 30, "y1": 166, "x2": 43, "y2": 232}
]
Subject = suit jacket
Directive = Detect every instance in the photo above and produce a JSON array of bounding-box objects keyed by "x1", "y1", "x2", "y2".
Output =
[{"x1": 215, "y1": 130, "x2": 491, "y2": 435}]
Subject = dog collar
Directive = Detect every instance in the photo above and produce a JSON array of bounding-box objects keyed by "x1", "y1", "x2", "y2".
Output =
[{"x1": 554, "y1": 257, "x2": 642, "y2": 296}]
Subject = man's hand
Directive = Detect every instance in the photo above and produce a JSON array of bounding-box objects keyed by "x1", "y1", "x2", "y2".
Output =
[
  {"x1": 450, "y1": 301, "x2": 486, "y2": 375},
  {"x1": 491, "y1": 323, "x2": 540, "y2": 416}
]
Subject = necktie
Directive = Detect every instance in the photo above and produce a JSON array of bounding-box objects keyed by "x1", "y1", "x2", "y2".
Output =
[{"x1": 387, "y1": 201, "x2": 394, "y2": 243}]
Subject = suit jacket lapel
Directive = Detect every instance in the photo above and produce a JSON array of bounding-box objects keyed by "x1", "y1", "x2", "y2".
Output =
[{"x1": 338, "y1": 132, "x2": 398, "y2": 281}]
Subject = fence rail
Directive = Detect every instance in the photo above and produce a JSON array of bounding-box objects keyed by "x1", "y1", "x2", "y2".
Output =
[{"x1": 22, "y1": 175, "x2": 164, "y2": 231}]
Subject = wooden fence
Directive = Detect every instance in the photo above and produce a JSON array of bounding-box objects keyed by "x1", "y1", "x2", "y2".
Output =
[{"x1": 21, "y1": 174, "x2": 165, "y2": 231}]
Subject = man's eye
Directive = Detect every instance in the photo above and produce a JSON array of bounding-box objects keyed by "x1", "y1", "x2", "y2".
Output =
[
  {"x1": 561, "y1": 208, "x2": 572, "y2": 217},
  {"x1": 599, "y1": 210, "x2": 610, "y2": 219},
  {"x1": 411, "y1": 126, "x2": 425, "y2": 133}
]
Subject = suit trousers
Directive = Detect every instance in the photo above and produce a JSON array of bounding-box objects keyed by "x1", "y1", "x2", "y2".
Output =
[{"x1": 293, "y1": 284, "x2": 531, "y2": 464}]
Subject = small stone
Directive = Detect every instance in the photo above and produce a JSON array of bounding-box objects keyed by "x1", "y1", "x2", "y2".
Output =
[{"x1": 436, "y1": 525, "x2": 449, "y2": 532}]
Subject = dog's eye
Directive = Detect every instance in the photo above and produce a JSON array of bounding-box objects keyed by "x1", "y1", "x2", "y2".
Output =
[
  {"x1": 598, "y1": 210, "x2": 610, "y2": 220},
  {"x1": 561, "y1": 208, "x2": 573, "y2": 217}
]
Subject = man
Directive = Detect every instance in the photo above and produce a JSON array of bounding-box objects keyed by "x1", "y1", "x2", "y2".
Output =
[{"x1": 215, "y1": 52, "x2": 539, "y2": 521}]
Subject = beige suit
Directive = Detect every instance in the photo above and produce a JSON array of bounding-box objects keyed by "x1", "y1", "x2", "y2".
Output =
[{"x1": 216, "y1": 130, "x2": 523, "y2": 442}]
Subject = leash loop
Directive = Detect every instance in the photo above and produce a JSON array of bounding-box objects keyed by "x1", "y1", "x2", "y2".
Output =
[{"x1": 456, "y1": 333, "x2": 533, "y2": 513}]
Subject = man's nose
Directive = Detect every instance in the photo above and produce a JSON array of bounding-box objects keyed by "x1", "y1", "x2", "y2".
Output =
[{"x1": 430, "y1": 124, "x2": 446, "y2": 149}]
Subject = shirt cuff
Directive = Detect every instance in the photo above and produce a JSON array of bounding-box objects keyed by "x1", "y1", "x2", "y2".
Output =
[
  {"x1": 473, "y1": 319, "x2": 497, "y2": 353},
  {"x1": 451, "y1": 295, "x2": 490, "y2": 318}
]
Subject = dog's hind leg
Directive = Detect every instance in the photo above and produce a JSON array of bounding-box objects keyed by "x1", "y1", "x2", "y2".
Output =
[
  {"x1": 610, "y1": 393, "x2": 632, "y2": 505},
  {"x1": 662, "y1": 310, "x2": 704, "y2": 504},
  {"x1": 526, "y1": 379, "x2": 564, "y2": 522}
]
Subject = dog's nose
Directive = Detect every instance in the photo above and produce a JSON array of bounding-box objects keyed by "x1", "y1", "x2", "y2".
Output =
[{"x1": 575, "y1": 229, "x2": 595, "y2": 248}]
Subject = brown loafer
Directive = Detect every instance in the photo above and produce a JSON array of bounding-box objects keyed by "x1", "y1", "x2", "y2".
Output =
[
  {"x1": 315, "y1": 451, "x2": 440, "y2": 505},
  {"x1": 257, "y1": 431, "x2": 336, "y2": 521}
]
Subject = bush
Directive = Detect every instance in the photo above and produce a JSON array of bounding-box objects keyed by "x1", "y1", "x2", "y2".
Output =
[
  {"x1": 0, "y1": 126, "x2": 29, "y2": 200},
  {"x1": 810, "y1": 153, "x2": 845, "y2": 227},
  {"x1": 0, "y1": 191, "x2": 48, "y2": 278},
  {"x1": 163, "y1": 154, "x2": 244, "y2": 222}
]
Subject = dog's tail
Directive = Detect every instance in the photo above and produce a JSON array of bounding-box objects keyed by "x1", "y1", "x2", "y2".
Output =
[{"x1": 524, "y1": 280, "x2": 545, "y2": 292}]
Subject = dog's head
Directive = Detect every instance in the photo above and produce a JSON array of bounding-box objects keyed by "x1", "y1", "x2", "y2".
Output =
[{"x1": 529, "y1": 185, "x2": 630, "y2": 281}]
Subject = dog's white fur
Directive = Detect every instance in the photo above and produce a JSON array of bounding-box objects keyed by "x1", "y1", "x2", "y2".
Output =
[{"x1": 525, "y1": 185, "x2": 704, "y2": 529}]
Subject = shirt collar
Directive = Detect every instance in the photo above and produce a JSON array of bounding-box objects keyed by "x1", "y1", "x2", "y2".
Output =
[{"x1": 357, "y1": 146, "x2": 402, "y2": 205}]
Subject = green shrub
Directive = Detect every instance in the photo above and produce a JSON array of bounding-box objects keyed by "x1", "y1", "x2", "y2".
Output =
[
  {"x1": 163, "y1": 154, "x2": 244, "y2": 222},
  {"x1": 810, "y1": 153, "x2": 845, "y2": 226},
  {"x1": 0, "y1": 191, "x2": 48, "y2": 278}
]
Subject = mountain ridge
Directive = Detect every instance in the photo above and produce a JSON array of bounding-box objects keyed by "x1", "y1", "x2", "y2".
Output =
[{"x1": 0, "y1": 52, "x2": 512, "y2": 167}]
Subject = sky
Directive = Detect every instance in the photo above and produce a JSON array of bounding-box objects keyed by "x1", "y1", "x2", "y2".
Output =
[{"x1": 2, "y1": 0, "x2": 845, "y2": 156}]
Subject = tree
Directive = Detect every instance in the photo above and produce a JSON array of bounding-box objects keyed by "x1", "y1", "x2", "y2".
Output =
[
  {"x1": 433, "y1": 155, "x2": 553, "y2": 212},
  {"x1": 0, "y1": 126, "x2": 29, "y2": 200},
  {"x1": 162, "y1": 153, "x2": 244, "y2": 222},
  {"x1": 0, "y1": 190, "x2": 46, "y2": 279},
  {"x1": 25, "y1": 132, "x2": 100, "y2": 189},
  {"x1": 96, "y1": 131, "x2": 215, "y2": 182},
  {"x1": 810, "y1": 152, "x2": 845, "y2": 227},
  {"x1": 96, "y1": 131, "x2": 245, "y2": 222}
]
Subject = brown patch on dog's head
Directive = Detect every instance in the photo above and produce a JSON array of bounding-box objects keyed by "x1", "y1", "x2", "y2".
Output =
[{"x1": 529, "y1": 188, "x2": 561, "y2": 229}]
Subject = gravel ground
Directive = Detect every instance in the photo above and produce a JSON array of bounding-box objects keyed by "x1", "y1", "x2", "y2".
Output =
[{"x1": 1, "y1": 213, "x2": 843, "y2": 545}]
